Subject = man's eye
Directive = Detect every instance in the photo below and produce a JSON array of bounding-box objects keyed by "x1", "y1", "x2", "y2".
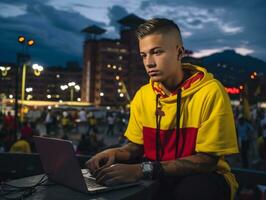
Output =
[{"x1": 154, "y1": 51, "x2": 162, "y2": 55}]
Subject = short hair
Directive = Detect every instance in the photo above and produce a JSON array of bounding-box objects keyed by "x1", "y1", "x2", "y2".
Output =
[{"x1": 135, "y1": 18, "x2": 183, "y2": 44}]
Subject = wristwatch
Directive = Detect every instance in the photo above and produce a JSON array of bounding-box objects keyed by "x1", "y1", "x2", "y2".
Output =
[{"x1": 140, "y1": 161, "x2": 153, "y2": 179}]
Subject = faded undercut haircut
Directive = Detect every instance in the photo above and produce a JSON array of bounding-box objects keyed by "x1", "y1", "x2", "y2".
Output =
[{"x1": 135, "y1": 18, "x2": 183, "y2": 46}]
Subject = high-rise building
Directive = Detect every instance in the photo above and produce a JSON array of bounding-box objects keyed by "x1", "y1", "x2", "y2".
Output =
[{"x1": 81, "y1": 14, "x2": 148, "y2": 106}]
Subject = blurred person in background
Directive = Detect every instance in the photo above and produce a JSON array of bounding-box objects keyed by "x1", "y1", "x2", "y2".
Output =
[
  {"x1": 87, "y1": 113, "x2": 98, "y2": 135},
  {"x1": 236, "y1": 116, "x2": 254, "y2": 168},
  {"x1": 44, "y1": 109, "x2": 53, "y2": 135},
  {"x1": 105, "y1": 112, "x2": 115, "y2": 136}
]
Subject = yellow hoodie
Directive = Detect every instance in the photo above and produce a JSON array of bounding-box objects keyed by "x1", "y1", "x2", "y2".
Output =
[{"x1": 125, "y1": 63, "x2": 239, "y2": 200}]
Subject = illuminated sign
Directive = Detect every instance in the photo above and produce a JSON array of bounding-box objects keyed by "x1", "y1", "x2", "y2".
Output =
[{"x1": 225, "y1": 87, "x2": 240, "y2": 94}]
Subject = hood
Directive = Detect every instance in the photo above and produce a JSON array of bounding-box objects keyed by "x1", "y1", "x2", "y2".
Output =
[{"x1": 150, "y1": 63, "x2": 216, "y2": 103}]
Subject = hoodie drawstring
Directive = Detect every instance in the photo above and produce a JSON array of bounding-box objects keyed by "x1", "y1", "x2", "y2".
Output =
[
  {"x1": 155, "y1": 94, "x2": 161, "y2": 161},
  {"x1": 175, "y1": 88, "x2": 182, "y2": 158}
]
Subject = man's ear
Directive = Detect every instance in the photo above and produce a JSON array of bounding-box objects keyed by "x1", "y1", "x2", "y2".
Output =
[{"x1": 177, "y1": 46, "x2": 185, "y2": 61}]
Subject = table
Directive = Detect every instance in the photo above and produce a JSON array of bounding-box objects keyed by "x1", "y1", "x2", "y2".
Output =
[{"x1": 2, "y1": 174, "x2": 158, "y2": 200}]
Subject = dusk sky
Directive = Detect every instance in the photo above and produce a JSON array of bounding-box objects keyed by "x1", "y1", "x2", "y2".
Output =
[{"x1": 0, "y1": 0, "x2": 265, "y2": 67}]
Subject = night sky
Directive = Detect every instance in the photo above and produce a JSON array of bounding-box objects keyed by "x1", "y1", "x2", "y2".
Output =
[{"x1": 0, "y1": 0, "x2": 265, "y2": 67}]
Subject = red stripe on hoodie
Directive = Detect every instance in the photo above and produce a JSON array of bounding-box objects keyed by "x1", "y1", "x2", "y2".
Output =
[{"x1": 143, "y1": 126, "x2": 198, "y2": 161}]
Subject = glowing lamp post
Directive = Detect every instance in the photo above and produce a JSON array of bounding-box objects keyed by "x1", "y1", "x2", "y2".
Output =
[{"x1": 17, "y1": 36, "x2": 35, "y2": 122}]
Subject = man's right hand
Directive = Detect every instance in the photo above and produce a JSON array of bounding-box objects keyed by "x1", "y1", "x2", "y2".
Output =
[{"x1": 85, "y1": 149, "x2": 116, "y2": 175}]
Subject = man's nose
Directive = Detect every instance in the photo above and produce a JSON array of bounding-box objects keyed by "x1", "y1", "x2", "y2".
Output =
[{"x1": 146, "y1": 55, "x2": 156, "y2": 68}]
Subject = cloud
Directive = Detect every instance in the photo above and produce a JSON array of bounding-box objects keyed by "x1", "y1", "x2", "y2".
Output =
[
  {"x1": 136, "y1": 0, "x2": 266, "y2": 61},
  {"x1": 235, "y1": 47, "x2": 254, "y2": 56},
  {"x1": 192, "y1": 47, "x2": 228, "y2": 58},
  {"x1": 107, "y1": 5, "x2": 129, "y2": 32},
  {"x1": 0, "y1": 0, "x2": 106, "y2": 66},
  {"x1": 192, "y1": 46, "x2": 255, "y2": 58},
  {"x1": 0, "y1": 0, "x2": 265, "y2": 65},
  {"x1": 219, "y1": 24, "x2": 243, "y2": 34},
  {"x1": 0, "y1": 2, "x2": 27, "y2": 17}
]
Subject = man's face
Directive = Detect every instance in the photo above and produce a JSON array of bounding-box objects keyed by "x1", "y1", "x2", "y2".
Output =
[{"x1": 139, "y1": 32, "x2": 181, "y2": 82}]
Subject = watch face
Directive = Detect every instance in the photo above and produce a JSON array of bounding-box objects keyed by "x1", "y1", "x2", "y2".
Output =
[{"x1": 143, "y1": 162, "x2": 153, "y2": 172}]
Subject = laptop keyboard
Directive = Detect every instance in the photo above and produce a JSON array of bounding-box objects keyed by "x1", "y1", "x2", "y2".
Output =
[{"x1": 84, "y1": 177, "x2": 106, "y2": 189}]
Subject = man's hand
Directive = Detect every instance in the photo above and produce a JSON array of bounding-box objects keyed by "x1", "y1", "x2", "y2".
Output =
[
  {"x1": 85, "y1": 149, "x2": 116, "y2": 175},
  {"x1": 85, "y1": 142, "x2": 144, "y2": 175},
  {"x1": 94, "y1": 164, "x2": 143, "y2": 186}
]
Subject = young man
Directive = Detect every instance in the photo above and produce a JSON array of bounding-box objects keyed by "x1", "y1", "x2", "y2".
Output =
[{"x1": 86, "y1": 18, "x2": 239, "y2": 200}]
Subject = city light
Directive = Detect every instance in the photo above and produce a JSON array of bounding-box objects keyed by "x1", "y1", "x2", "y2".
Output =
[
  {"x1": 32, "y1": 64, "x2": 43, "y2": 76},
  {"x1": 26, "y1": 95, "x2": 33, "y2": 100},
  {"x1": 118, "y1": 67, "x2": 122, "y2": 71},
  {"x1": 120, "y1": 93, "x2": 124, "y2": 97},
  {"x1": 74, "y1": 85, "x2": 80, "y2": 91},
  {"x1": 0, "y1": 66, "x2": 11, "y2": 76},
  {"x1": 116, "y1": 76, "x2": 120, "y2": 80},
  {"x1": 107, "y1": 64, "x2": 111, "y2": 68},
  {"x1": 27, "y1": 39, "x2": 35, "y2": 46},
  {"x1": 9, "y1": 94, "x2": 13, "y2": 99},
  {"x1": 68, "y1": 82, "x2": 76, "y2": 87},
  {"x1": 60, "y1": 85, "x2": 68, "y2": 90},
  {"x1": 77, "y1": 98, "x2": 81, "y2": 101},
  {"x1": 113, "y1": 65, "x2": 117, "y2": 69},
  {"x1": 25, "y1": 87, "x2": 33, "y2": 93},
  {"x1": 47, "y1": 94, "x2": 52, "y2": 99},
  {"x1": 18, "y1": 36, "x2": 25, "y2": 43},
  {"x1": 225, "y1": 87, "x2": 240, "y2": 94},
  {"x1": 100, "y1": 92, "x2": 104, "y2": 97},
  {"x1": 56, "y1": 74, "x2": 60, "y2": 78}
]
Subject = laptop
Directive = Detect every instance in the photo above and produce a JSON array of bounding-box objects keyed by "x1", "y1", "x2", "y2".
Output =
[{"x1": 33, "y1": 136, "x2": 140, "y2": 194}]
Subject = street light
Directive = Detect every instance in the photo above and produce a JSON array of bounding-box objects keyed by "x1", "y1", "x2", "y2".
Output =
[
  {"x1": 0, "y1": 66, "x2": 11, "y2": 76},
  {"x1": 27, "y1": 40, "x2": 35, "y2": 46},
  {"x1": 32, "y1": 64, "x2": 43, "y2": 76},
  {"x1": 18, "y1": 36, "x2": 25, "y2": 43},
  {"x1": 60, "y1": 82, "x2": 80, "y2": 101},
  {"x1": 17, "y1": 35, "x2": 35, "y2": 122}
]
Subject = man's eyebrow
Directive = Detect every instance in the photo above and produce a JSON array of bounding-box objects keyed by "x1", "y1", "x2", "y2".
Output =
[{"x1": 140, "y1": 46, "x2": 163, "y2": 54}]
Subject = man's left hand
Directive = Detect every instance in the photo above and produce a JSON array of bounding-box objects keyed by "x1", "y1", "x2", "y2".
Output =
[{"x1": 94, "y1": 164, "x2": 143, "y2": 186}]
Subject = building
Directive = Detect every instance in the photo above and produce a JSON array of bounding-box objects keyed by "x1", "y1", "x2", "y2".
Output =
[
  {"x1": 0, "y1": 61, "x2": 82, "y2": 103},
  {"x1": 81, "y1": 14, "x2": 148, "y2": 106}
]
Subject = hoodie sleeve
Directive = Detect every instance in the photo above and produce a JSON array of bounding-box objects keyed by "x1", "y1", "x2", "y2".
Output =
[
  {"x1": 124, "y1": 90, "x2": 143, "y2": 144},
  {"x1": 195, "y1": 81, "x2": 239, "y2": 156}
]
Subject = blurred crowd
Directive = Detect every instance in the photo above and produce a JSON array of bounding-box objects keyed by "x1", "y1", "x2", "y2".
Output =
[
  {"x1": 233, "y1": 105, "x2": 266, "y2": 169},
  {"x1": 0, "y1": 108, "x2": 129, "y2": 156}
]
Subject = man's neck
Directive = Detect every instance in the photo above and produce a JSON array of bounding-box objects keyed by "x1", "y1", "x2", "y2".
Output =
[{"x1": 162, "y1": 70, "x2": 184, "y2": 92}]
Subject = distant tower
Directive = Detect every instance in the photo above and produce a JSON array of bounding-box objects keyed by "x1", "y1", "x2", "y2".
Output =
[
  {"x1": 118, "y1": 14, "x2": 145, "y2": 50},
  {"x1": 81, "y1": 25, "x2": 106, "y2": 103},
  {"x1": 117, "y1": 14, "x2": 148, "y2": 98}
]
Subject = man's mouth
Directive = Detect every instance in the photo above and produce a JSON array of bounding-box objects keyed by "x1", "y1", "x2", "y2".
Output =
[{"x1": 148, "y1": 70, "x2": 160, "y2": 76}]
